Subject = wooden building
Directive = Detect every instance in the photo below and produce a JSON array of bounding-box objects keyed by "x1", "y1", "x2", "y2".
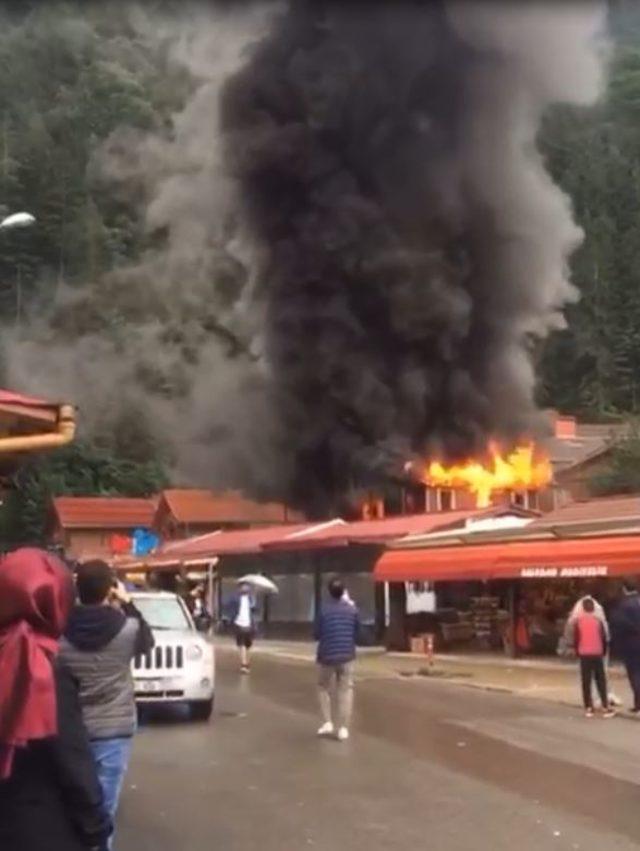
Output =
[
  {"x1": 154, "y1": 489, "x2": 302, "y2": 541},
  {"x1": 50, "y1": 496, "x2": 156, "y2": 560}
]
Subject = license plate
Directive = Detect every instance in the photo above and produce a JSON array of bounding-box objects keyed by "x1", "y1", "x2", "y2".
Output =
[{"x1": 139, "y1": 680, "x2": 162, "y2": 693}]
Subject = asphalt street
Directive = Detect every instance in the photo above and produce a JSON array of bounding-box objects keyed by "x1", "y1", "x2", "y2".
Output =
[{"x1": 119, "y1": 650, "x2": 640, "y2": 851}]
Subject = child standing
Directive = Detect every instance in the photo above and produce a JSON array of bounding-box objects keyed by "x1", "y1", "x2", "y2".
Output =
[{"x1": 574, "y1": 597, "x2": 615, "y2": 718}]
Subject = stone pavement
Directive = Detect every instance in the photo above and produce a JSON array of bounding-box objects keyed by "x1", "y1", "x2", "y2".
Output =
[{"x1": 218, "y1": 637, "x2": 636, "y2": 712}]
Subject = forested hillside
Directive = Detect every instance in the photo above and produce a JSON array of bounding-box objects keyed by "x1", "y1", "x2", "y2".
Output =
[
  {"x1": 539, "y1": 4, "x2": 640, "y2": 417},
  {"x1": 0, "y1": 3, "x2": 635, "y2": 423},
  {"x1": 0, "y1": 2, "x2": 638, "y2": 536}
]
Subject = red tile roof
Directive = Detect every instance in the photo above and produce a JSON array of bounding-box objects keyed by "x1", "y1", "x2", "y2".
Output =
[
  {"x1": 262, "y1": 507, "x2": 534, "y2": 551},
  {"x1": 0, "y1": 388, "x2": 65, "y2": 430},
  {"x1": 111, "y1": 509, "x2": 535, "y2": 570},
  {"x1": 158, "y1": 489, "x2": 302, "y2": 526},
  {"x1": 0, "y1": 389, "x2": 59, "y2": 408},
  {"x1": 529, "y1": 495, "x2": 640, "y2": 529},
  {"x1": 53, "y1": 496, "x2": 156, "y2": 530},
  {"x1": 161, "y1": 523, "x2": 311, "y2": 558},
  {"x1": 547, "y1": 421, "x2": 627, "y2": 474}
]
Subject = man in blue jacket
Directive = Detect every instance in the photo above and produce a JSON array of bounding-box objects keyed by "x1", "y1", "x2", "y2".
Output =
[
  {"x1": 612, "y1": 581, "x2": 640, "y2": 712},
  {"x1": 315, "y1": 578, "x2": 359, "y2": 741}
]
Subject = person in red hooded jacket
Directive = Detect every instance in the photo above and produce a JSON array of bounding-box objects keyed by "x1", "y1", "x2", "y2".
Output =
[
  {"x1": 0, "y1": 548, "x2": 111, "y2": 851},
  {"x1": 573, "y1": 596, "x2": 616, "y2": 719}
]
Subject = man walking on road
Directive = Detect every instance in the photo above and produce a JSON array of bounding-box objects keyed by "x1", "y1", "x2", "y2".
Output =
[
  {"x1": 315, "y1": 578, "x2": 359, "y2": 741},
  {"x1": 228, "y1": 583, "x2": 257, "y2": 673},
  {"x1": 59, "y1": 560, "x2": 154, "y2": 836},
  {"x1": 612, "y1": 581, "x2": 640, "y2": 713}
]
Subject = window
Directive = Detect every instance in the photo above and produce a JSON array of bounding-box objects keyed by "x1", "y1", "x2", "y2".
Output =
[
  {"x1": 437, "y1": 488, "x2": 456, "y2": 511},
  {"x1": 133, "y1": 596, "x2": 191, "y2": 631},
  {"x1": 511, "y1": 490, "x2": 539, "y2": 510},
  {"x1": 512, "y1": 491, "x2": 525, "y2": 508}
]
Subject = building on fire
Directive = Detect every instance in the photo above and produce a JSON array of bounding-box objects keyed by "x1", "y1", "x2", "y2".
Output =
[{"x1": 49, "y1": 407, "x2": 636, "y2": 658}]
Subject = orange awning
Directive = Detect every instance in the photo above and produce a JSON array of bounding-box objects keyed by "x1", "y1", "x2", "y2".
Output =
[{"x1": 374, "y1": 535, "x2": 640, "y2": 583}]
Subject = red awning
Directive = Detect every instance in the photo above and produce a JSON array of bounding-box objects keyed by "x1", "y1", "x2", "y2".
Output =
[{"x1": 374, "y1": 534, "x2": 640, "y2": 583}]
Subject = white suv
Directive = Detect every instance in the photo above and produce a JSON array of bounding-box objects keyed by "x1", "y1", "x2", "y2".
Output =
[{"x1": 130, "y1": 591, "x2": 215, "y2": 721}]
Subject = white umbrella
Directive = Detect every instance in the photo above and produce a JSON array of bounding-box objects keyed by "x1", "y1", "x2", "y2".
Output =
[
  {"x1": 0, "y1": 212, "x2": 36, "y2": 230},
  {"x1": 237, "y1": 574, "x2": 278, "y2": 593}
]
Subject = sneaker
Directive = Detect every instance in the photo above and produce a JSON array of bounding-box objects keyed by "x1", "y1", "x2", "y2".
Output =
[
  {"x1": 240, "y1": 665, "x2": 250, "y2": 675},
  {"x1": 336, "y1": 727, "x2": 350, "y2": 741},
  {"x1": 317, "y1": 722, "x2": 335, "y2": 737},
  {"x1": 602, "y1": 708, "x2": 617, "y2": 719},
  {"x1": 585, "y1": 708, "x2": 594, "y2": 718}
]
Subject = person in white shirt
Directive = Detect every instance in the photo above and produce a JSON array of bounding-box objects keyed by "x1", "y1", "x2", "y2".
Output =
[{"x1": 231, "y1": 583, "x2": 256, "y2": 673}]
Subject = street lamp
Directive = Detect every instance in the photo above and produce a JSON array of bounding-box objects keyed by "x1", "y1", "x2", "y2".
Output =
[
  {"x1": 0, "y1": 212, "x2": 36, "y2": 322},
  {"x1": 0, "y1": 211, "x2": 35, "y2": 230}
]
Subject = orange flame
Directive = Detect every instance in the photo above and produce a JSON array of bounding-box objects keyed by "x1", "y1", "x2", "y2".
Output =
[{"x1": 424, "y1": 442, "x2": 552, "y2": 509}]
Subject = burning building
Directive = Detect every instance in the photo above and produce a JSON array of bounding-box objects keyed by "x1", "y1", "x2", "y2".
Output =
[
  {"x1": 221, "y1": 0, "x2": 606, "y2": 517},
  {"x1": 0, "y1": 3, "x2": 606, "y2": 523},
  {"x1": 421, "y1": 443, "x2": 552, "y2": 510}
]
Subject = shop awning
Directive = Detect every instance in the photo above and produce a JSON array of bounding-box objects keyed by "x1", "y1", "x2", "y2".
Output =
[
  {"x1": 260, "y1": 507, "x2": 534, "y2": 552},
  {"x1": 374, "y1": 534, "x2": 640, "y2": 583}
]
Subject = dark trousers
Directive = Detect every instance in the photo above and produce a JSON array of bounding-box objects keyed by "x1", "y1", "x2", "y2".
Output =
[
  {"x1": 624, "y1": 656, "x2": 640, "y2": 710},
  {"x1": 579, "y1": 656, "x2": 608, "y2": 709}
]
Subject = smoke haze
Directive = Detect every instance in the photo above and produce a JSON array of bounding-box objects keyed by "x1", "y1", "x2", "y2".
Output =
[{"x1": 2, "y1": 1, "x2": 607, "y2": 515}]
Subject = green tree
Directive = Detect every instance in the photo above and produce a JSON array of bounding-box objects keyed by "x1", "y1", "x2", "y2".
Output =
[
  {"x1": 539, "y1": 26, "x2": 640, "y2": 418},
  {"x1": 0, "y1": 438, "x2": 168, "y2": 546}
]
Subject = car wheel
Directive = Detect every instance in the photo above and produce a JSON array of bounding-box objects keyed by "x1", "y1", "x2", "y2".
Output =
[{"x1": 190, "y1": 698, "x2": 214, "y2": 722}]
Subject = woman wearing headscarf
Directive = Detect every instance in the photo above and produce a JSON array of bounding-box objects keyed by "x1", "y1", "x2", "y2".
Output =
[{"x1": 0, "y1": 548, "x2": 112, "y2": 851}]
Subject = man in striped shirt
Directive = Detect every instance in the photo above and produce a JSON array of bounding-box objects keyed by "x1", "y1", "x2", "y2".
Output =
[{"x1": 315, "y1": 578, "x2": 359, "y2": 741}]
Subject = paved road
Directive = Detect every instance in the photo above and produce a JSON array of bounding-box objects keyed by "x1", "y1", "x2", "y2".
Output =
[{"x1": 119, "y1": 651, "x2": 640, "y2": 851}]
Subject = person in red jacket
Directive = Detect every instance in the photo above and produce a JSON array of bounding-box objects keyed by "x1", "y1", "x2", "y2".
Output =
[{"x1": 574, "y1": 597, "x2": 616, "y2": 718}]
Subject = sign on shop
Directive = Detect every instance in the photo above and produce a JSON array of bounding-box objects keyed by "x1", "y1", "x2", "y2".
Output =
[{"x1": 520, "y1": 565, "x2": 609, "y2": 579}]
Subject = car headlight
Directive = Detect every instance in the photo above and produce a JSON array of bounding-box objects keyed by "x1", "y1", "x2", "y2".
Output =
[{"x1": 186, "y1": 644, "x2": 204, "y2": 661}]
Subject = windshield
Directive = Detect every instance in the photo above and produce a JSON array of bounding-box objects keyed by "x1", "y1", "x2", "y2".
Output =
[{"x1": 133, "y1": 597, "x2": 191, "y2": 631}]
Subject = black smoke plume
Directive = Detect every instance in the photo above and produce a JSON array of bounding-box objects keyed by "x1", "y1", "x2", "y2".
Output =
[{"x1": 221, "y1": 0, "x2": 605, "y2": 514}]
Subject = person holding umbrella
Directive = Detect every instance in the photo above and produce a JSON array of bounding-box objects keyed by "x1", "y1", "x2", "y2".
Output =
[{"x1": 228, "y1": 575, "x2": 277, "y2": 673}]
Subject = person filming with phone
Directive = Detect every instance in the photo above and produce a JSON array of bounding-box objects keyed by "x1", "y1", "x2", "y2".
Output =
[{"x1": 59, "y1": 560, "x2": 154, "y2": 842}]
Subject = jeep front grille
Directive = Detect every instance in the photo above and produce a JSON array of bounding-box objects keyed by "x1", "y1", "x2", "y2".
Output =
[{"x1": 134, "y1": 645, "x2": 184, "y2": 671}]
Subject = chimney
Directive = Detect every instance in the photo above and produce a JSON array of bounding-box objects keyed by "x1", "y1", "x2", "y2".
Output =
[{"x1": 554, "y1": 415, "x2": 577, "y2": 440}]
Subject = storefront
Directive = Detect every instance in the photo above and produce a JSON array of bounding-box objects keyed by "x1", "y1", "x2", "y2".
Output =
[
  {"x1": 112, "y1": 506, "x2": 531, "y2": 641},
  {"x1": 374, "y1": 528, "x2": 640, "y2": 655}
]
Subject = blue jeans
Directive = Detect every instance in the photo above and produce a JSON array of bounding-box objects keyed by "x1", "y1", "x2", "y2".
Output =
[{"x1": 90, "y1": 737, "x2": 133, "y2": 825}]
